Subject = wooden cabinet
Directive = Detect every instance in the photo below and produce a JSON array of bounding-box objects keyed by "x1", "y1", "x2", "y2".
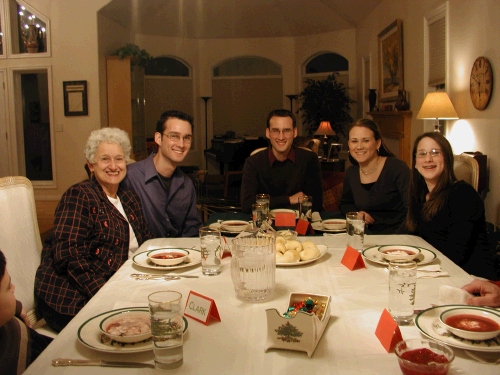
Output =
[
  {"x1": 106, "y1": 56, "x2": 147, "y2": 159},
  {"x1": 367, "y1": 111, "x2": 412, "y2": 167}
]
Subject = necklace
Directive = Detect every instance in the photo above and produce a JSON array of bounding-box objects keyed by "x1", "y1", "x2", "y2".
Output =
[{"x1": 360, "y1": 157, "x2": 379, "y2": 175}]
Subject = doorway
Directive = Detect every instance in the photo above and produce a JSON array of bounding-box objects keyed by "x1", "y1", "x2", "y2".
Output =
[{"x1": 0, "y1": 70, "x2": 10, "y2": 177}]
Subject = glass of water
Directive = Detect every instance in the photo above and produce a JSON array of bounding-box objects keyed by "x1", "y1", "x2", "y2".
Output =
[
  {"x1": 199, "y1": 226, "x2": 222, "y2": 276},
  {"x1": 346, "y1": 212, "x2": 365, "y2": 250},
  {"x1": 388, "y1": 260, "x2": 417, "y2": 323},
  {"x1": 148, "y1": 291, "x2": 184, "y2": 369},
  {"x1": 298, "y1": 195, "x2": 313, "y2": 221},
  {"x1": 255, "y1": 193, "x2": 270, "y2": 219},
  {"x1": 252, "y1": 203, "x2": 267, "y2": 229}
]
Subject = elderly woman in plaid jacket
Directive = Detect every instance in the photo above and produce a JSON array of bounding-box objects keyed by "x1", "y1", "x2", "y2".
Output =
[{"x1": 35, "y1": 128, "x2": 151, "y2": 332}]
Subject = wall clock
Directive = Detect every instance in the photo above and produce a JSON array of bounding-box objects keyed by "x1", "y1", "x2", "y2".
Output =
[{"x1": 470, "y1": 56, "x2": 493, "y2": 110}]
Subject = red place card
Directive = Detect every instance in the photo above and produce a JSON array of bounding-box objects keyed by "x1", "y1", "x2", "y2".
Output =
[
  {"x1": 340, "y1": 245, "x2": 366, "y2": 270},
  {"x1": 375, "y1": 309, "x2": 403, "y2": 352},
  {"x1": 295, "y1": 219, "x2": 314, "y2": 235},
  {"x1": 274, "y1": 212, "x2": 296, "y2": 227},
  {"x1": 184, "y1": 290, "x2": 221, "y2": 325}
]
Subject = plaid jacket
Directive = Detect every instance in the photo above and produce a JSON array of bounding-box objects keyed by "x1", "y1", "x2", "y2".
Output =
[{"x1": 35, "y1": 179, "x2": 151, "y2": 316}]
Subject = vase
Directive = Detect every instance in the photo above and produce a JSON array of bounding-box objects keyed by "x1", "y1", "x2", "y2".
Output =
[
  {"x1": 368, "y1": 89, "x2": 377, "y2": 112},
  {"x1": 24, "y1": 25, "x2": 39, "y2": 53},
  {"x1": 395, "y1": 89, "x2": 410, "y2": 111}
]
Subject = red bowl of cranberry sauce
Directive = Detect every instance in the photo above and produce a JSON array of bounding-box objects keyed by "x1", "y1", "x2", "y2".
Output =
[{"x1": 395, "y1": 339, "x2": 454, "y2": 375}]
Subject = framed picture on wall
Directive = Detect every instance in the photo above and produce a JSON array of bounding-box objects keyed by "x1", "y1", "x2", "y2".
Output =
[
  {"x1": 378, "y1": 19, "x2": 404, "y2": 102},
  {"x1": 63, "y1": 80, "x2": 88, "y2": 116}
]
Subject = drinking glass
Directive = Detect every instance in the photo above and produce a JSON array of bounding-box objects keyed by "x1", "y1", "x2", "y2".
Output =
[
  {"x1": 346, "y1": 212, "x2": 365, "y2": 250},
  {"x1": 199, "y1": 226, "x2": 222, "y2": 276},
  {"x1": 388, "y1": 260, "x2": 417, "y2": 322},
  {"x1": 231, "y1": 231, "x2": 275, "y2": 302},
  {"x1": 252, "y1": 203, "x2": 267, "y2": 229},
  {"x1": 148, "y1": 291, "x2": 184, "y2": 369},
  {"x1": 255, "y1": 193, "x2": 270, "y2": 219},
  {"x1": 298, "y1": 195, "x2": 313, "y2": 221}
]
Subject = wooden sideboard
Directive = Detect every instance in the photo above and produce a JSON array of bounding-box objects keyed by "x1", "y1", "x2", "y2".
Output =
[{"x1": 367, "y1": 111, "x2": 412, "y2": 167}]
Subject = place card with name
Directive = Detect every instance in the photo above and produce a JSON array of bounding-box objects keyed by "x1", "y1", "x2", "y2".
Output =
[
  {"x1": 375, "y1": 308, "x2": 403, "y2": 352},
  {"x1": 295, "y1": 219, "x2": 314, "y2": 235},
  {"x1": 340, "y1": 245, "x2": 366, "y2": 270},
  {"x1": 184, "y1": 290, "x2": 221, "y2": 325},
  {"x1": 274, "y1": 212, "x2": 296, "y2": 227}
]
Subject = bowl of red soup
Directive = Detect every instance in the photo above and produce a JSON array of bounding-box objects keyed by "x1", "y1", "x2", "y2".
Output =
[
  {"x1": 439, "y1": 307, "x2": 500, "y2": 340},
  {"x1": 395, "y1": 339, "x2": 454, "y2": 375},
  {"x1": 378, "y1": 245, "x2": 421, "y2": 262},
  {"x1": 220, "y1": 220, "x2": 250, "y2": 232},
  {"x1": 147, "y1": 248, "x2": 189, "y2": 266}
]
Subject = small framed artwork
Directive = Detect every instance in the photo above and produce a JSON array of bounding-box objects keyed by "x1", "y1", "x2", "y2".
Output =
[
  {"x1": 378, "y1": 19, "x2": 404, "y2": 103},
  {"x1": 63, "y1": 80, "x2": 88, "y2": 116}
]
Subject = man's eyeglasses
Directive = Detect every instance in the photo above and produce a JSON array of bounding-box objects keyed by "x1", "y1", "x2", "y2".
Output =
[
  {"x1": 416, "y1": 149, "x2": 442, "y2": 158},
  {"x1": 162, "y1": 133, "x2": 193, "y2": 143},
  {"x1": 269, "y1": 128, "x2": 293, "y2": 136}
]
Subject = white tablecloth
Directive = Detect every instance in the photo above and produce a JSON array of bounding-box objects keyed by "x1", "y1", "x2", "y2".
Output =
[{"x1": 25, "y1": 234, "x2": 499, "y2": 374}]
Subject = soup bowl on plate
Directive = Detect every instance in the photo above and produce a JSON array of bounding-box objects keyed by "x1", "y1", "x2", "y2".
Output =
[
  {"x1": 321, "y1": 219, "x2": 346, "y2": 231},
  {"x1": 99, "y1": 310, "x2": 151, "y2": 343},
  {"x1": 378, "y1": 245, "x2": 421, "y2": 262},
  {"x1": 220, "y1": 220, "x2": 250, "y2": 232},
  {"x1": 439, "y1": 307, "x2": 500, "y2": 340},
  {"x1": 147, "y1": 248, "x2": 189, "y2": 266}
]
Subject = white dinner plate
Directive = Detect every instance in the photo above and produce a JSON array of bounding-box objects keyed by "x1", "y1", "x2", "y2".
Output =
[
  {"x1": 77, "y1": 307, "x2": 188, "y2": 353},
  {"x1": 277, "y1": 244, "x2": 327, "y2": 267},
  {"x1": 208, "y1": 222, "x2": 252, "y2": 234},
  {"x1": 132, "y1": 248, "x2": 201, "y2": 270},
  {"x1": 311, "y1": 221, "x2": 345, "y2": 233},
  {"x1": 415, "y1": 305, "x2": 500, "y2": 352},
  {"x1": 361, "y1": 245, "x2": 437, "y2": 266},
  {"x1": 269, "y1": 209, "x2": 299, "y2": 219}
]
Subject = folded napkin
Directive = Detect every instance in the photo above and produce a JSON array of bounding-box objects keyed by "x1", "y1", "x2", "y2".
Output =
[
  {"x1": 438, "y1": 284, "x2": 474, "y2": 305},
  {"x1": 311, "y1": 211, "x2": 322, "y2": 222},
  {"x1": 417, "y1": 264, "x2": 449, "y2": 279}
]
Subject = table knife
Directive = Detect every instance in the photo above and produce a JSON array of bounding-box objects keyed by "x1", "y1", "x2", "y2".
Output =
[
  {"x1": 52, "y1": 358, "x2": 155, "y2": 368},
  {"x1": 130, "y1": 273, "x2": 199, "y2": 279}
]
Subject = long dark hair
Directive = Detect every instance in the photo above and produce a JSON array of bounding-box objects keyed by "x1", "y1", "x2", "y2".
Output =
[
  {"x1": 347, "y1": 118, "x2": 395, "y2": 165},
  {"x1": 406, "y1": 132, "x2": 456, "y2": 231},
  {"x1": 0, "y1": 250, "x2": 6, "y2": 281}
]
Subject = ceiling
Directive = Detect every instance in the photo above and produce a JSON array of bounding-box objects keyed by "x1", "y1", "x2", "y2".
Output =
[{"x1": 99, "y1": 0, "x2": 382, "y2": 39}]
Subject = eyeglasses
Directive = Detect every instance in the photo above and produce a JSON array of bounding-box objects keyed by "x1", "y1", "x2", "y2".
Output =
[
  {"x1": 269, "y1": 128, "x2": 293, "y2": 136},
  {"x1": 416, "y1": 149, "x2": 442, "y2": 158},
  {"x1": 162, "y1": 133, "x2": 193, "y2": 143}
]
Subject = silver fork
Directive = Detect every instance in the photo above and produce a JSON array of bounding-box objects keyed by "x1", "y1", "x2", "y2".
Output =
[{"x1": 130, "y1": 273, "x2": 198, "y2": 279}]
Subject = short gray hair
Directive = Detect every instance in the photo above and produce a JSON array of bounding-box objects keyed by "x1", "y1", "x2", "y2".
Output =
[{"x1": 84, "y1": 127, "x2": 132, "y2": 163}]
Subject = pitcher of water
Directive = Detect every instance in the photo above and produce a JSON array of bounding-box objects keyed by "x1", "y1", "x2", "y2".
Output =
[{"x1": 231, "y1": 229, "x2": 275, "y2": 302}]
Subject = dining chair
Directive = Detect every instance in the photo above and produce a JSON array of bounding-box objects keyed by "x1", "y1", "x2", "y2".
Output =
[
  {"x1": 453, "y1": 153, "x2": 479, "y2": 191},
  {"x1": 0, "y1": 176, "x2": 56, "y2": 336}
]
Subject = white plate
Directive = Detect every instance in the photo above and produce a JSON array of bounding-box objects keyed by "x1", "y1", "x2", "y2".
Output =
[
  {"x1": 277, "y1": 244, "x2": 327, "y2": 267},
  {"x1": 77, "y1": 307, "x2": 188, "y2": 353},
  {"x1": 269, "y1": 209, "x2": 299, "y2": 219},
  {"x1": 208, "y1": 222, "x2": 252, "y2": 234},
  {"x1": 361, "y1": 245, "x2": 437, "y2": 266},
  {"x1": 311, "y1": 221, "x2": 345, "y2": 233},
  {"x1": 132, "y1": 248, "x2": 201, "y2": 270},
  {"x1": 415, "y1": 305, "x2": 500, "y2": 352}
]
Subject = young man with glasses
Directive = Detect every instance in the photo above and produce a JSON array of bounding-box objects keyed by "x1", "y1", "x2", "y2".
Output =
[
  {"x1": 123, "y1": 110, "x2": 202, "y2": 238},
  {"x1": 240, "y1": 109, "x2": 323, "y2": 213}
]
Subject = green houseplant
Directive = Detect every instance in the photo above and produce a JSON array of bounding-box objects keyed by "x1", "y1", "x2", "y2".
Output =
[
  {"x1": 297, "y1": 73, "x2": 355, "y2": 138},
  {"x1": 111, "y1": 43, "x2": 153, "y2": 68}
]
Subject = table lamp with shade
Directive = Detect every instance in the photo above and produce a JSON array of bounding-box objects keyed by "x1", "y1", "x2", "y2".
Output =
[
  {"x1": 416, "y1": 92, "x2": 459, "y2": 132},
  {"x1": 314, "y1": 121, "x2": 336, "y2": 159}
]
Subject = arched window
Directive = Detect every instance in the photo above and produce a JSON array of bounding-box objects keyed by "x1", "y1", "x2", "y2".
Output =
[
  {"x1": 305, "y1": 53, "x2": 348, "y2": 74},
  {"x1": 145, "y1": 56, "x2": 190, "y2": 77}
]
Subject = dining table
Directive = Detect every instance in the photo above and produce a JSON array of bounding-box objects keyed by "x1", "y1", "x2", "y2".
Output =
[{"x1": 25, "y1": 233, "x2": 500, "y2": 374}]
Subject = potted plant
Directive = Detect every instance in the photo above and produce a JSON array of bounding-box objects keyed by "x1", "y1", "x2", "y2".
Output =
[
  {"x1": 111, "y1": 43, "x2": 153, "y2": 68},
  {"x1": 297, "y1": 73, "x2": 355, "y2": 138}
]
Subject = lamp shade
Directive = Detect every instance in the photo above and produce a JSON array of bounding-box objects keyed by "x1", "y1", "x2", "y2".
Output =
[
  {"x1": 314, "y1": 121, "x2": 336, "y2": 136},
  {"x1": 417, "y1": 92, "x2": 459, "y2": 120}
]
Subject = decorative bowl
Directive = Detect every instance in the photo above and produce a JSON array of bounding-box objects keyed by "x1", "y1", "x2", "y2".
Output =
[
  {"x1": 276, "y1": 230, "x2": 298, "y2": 241},
  {"x1": 321, "y1": 219, "x2": 346, "y2": 230},
  {"x1": 439, "y1": 307, "x2": 500, "y2": 340},
  {"x1": 220, "y1": 220, "x2": 250, "y2": 232},
  {"x1": 147, "y1": 248, "x2": 189, "y2": 266},
  {"x1": 378, "y1": 245, "x2": 421, "y2": 261},
  {"x1": 99, "y1": 310, "x2": 151, "y2": 343},
  {"x1": 395, "y1": 339, "x2": 454, "y2": 375}
]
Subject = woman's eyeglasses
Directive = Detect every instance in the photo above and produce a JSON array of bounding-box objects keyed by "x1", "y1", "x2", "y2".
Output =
[{"x1": 416, "y1": 149, "x2": 442, "y2": 158}]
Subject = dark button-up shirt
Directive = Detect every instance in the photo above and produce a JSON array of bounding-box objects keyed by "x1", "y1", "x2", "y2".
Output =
[
  {"x1": 123, "y1": 153, "x2": 202, "y2": 238},
  {"x1": 34, "y1": 179, "x2": 151, "y2": 316}
]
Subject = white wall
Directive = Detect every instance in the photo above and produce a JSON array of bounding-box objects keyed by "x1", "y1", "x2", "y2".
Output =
[{"x1": 356, "y1": 0, "x2": 500, "y2": 225}]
